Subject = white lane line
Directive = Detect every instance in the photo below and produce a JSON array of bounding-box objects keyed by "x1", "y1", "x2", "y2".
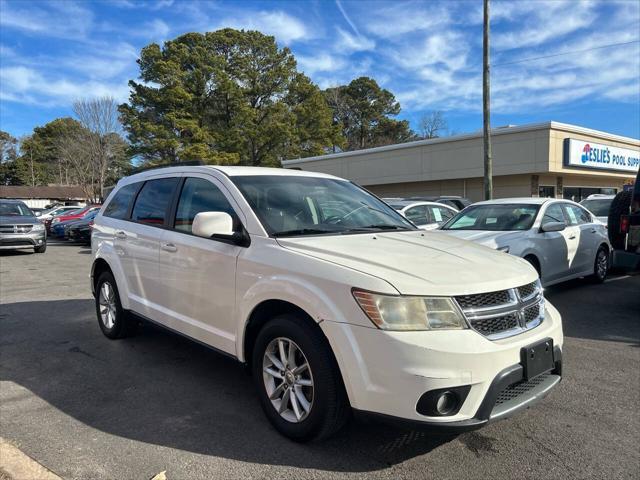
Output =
[{"x1": 605, "y1": 275, "x2": 632, "y2": 283}]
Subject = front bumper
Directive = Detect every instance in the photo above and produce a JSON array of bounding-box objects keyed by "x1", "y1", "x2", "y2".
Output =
[
  {"x1": 0, "y1": 231, "x2": 46, "y2": 250},
  {"x1": 321, "y1": 300, "x2": 563, "y2": 431}
]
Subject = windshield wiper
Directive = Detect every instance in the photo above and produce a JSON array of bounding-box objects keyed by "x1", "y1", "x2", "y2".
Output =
[
  {"x1": 273, "y1": 228, "x2": 337, "y2": 237},
  {"x1": 342, "y1": 225, "x2": 413, "y2": 233}
]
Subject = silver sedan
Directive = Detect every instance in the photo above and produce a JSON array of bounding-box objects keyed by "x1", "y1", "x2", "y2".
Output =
[{"x1": 438, "y1": 197, "x2": 611, "y2": 286}]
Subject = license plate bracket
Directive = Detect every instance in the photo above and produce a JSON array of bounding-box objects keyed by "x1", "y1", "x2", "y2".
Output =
[{"x1": 521, "y1": 338, "x2": 554, "y2": 380}]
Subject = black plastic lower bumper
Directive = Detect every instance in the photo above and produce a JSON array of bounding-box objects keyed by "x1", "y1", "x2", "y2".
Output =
[{"x1": 354, "y1": 345, "x2": 562, "y2": 433}]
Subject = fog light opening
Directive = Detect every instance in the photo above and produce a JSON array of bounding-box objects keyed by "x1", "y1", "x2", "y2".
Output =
[{"x1": 436, "y1": 391, "x2": 458, "y2": 415}]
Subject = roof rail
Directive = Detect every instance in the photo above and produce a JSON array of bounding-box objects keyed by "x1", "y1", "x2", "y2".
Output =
[{"x1": 130, "y1": 160, "x2": 206, "y2": 175}]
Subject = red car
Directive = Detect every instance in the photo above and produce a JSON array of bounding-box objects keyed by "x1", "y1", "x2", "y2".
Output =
[{"x1": 47, "y1": 205, "x2": 101, "y2": 232}]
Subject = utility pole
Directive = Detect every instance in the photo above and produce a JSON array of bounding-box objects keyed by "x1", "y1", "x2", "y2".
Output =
[{"x1": 483, "y1": 0, "x2": 493, "y2": 200}]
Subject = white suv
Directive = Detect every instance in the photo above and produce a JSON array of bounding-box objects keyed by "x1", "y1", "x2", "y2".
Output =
[{"x1": 91, "y1": 166, "x2": 563, "y2": 441}]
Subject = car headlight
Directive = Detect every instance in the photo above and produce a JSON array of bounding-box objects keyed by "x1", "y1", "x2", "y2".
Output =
[
  {"x1": 52, "y1": 218, "x2": 60, "y2": 224},
  {"x1": 32, "y1": 223, "x2": 45, "y2": 231},
  {"x1": 497, "y1": 245, "x2": 510, "y2": 253},
  {"x1": 352, "y1": 289, "x2": 468, "y2": 331}
]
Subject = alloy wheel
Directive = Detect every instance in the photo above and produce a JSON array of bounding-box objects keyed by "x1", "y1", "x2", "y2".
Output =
[
  {"x1": 596, "y1": 250, "x2": 608, "y2": 279},
  {"x1": 262, "y1": 337, "x2": 314, "y2": 423},
  {"x1": 98, "y1": 281, "x2": 117, "y2": 329}
]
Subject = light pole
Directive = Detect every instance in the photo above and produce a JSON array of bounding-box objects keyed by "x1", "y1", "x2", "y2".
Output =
[{"x1": 483, "y1": 0, "x2": 493, "y2": 200}]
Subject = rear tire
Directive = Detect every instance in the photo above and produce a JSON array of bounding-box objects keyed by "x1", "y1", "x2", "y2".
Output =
[
  {"x1": 34, "y1": 244, "x2": 47, "y2": 253},
  {"x1": 608, "y1": 191, "x2": 631, "y2": 249},
  {"x1": 590, "y1": 246, "x2": 609, "y2": 283},
  {"x1": 252, "y1": 314, "x2": 350, "y2": 442},
  {"x1": 95, "y1": 271, "x2": 136, "y2": 339}
]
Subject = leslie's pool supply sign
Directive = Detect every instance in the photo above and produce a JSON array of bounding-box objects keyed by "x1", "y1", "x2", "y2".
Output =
[{"x1": 564, "y1": 139, "x2": 640, "y2": 173}]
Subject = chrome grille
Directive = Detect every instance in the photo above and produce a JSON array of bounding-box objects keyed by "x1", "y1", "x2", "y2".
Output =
[
  {"x1": 517, "y1": 281, "x2": 538, "y2": 300},
  {"x1": 0, "y1": 224, "x2": 33, "y2": 233},
  {"x1": 455, "y1": 280, "x2": 544, "y2": 340},
  {"x1": 470, "y1": 314, "x2": 519, "y2": 335},
  {"x1": 523, "y1": 304, "x2": 540, "y2": 323},
  {"x1": 455, "y1": 290, "x2": 511, "y2": 309}
]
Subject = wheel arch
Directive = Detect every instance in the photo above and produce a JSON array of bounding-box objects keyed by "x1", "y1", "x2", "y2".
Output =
[{"x1": 90, "y1": 255, "x2": 130, "y2": 309}]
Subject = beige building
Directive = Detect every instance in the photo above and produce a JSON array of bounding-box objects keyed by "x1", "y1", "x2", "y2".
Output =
[{"x1": 283, "y1": 121, "x2": 639, "y2": 202}]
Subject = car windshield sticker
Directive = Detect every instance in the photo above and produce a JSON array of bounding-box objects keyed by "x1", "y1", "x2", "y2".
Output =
[{"x1": 433, "y1": 208, "x2": 443, "y2": 222}]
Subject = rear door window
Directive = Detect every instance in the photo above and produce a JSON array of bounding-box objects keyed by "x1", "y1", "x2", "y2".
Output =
[
  {"x1": 131, "y1": 178, "x2": 179, "y2": 226},
  {"x1": 103, "y1": 183, "x2": 140, "y2": 220}
]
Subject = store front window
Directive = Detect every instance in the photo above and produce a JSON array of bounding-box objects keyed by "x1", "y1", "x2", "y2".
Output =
[
  {"x1": 538, "y1": 186, "x2": 555, "y2": 198},
  {"x1": 563, "y1": 187, "x2": 617, "y2": 202}
]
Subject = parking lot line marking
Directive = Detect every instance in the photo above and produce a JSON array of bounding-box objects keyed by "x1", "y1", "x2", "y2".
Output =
[{"x1": 605, "y1": 275, "x2": 632, "y2": 283}]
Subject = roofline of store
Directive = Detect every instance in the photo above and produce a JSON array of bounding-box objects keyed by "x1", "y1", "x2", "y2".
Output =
[{"x1": 283, "y1": 121, "x2": 640, "y2": 166}]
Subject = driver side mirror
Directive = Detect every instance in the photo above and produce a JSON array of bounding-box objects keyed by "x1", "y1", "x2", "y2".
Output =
[
  {"x1": 192, "y1": 211, "x2": 250, "y2": 247},
  {"x1": 34, "y1": 211, "x2": 42, "y2": 217},
  {"x1": 540, "y1": 221, "x2": 566, "y2": 233}
]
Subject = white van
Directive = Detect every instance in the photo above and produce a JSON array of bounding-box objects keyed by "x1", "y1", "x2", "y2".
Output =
[{"x1": 91, "y1": 165, "x2": 563, "y2": 441}]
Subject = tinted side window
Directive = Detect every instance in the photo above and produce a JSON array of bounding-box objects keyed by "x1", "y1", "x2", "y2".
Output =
[
  {"x1": 431, "y1": 206, "x2": 455, "y2": 223},
  {"x1": 542, "y1": 204, "x2": 564, "y2": 224},
  {"x1": 175, "y1": 178, "x2": 235, "y2": 233},
  {"x1": 131, "y1": 178, "x2": 178, "y2": 226},
  {"x1": 569, "y1": 205, "x2": 591, "y2": 225},
  {"x1": 405, "y1": 205, "x2": 429, "y2": 225},
  {"x1": 103, "y1": 183, "x2": 140, "y2": 220}
]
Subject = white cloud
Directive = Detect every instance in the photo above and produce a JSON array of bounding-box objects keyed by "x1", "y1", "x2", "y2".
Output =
[
  {"x1": 217, "y1": 11, "x2": 310, "y2": 44},
  {"x1": 362, "y1": 2, "x2": 451, "y2": 38},
  {"x1": 334, "y1": 28, "x2": 375, "y2": 53},
  {"x1": 493, "y1": 1, "x2": 596, "y2": 50},
  {"x1": 0, "y1": 0, "x2": 94, "y2": 40},
  {"x1": 297, "y1": 53, "x2": 346, "y2": 75},
  {"x1": 0, "y1": 65, "x2": 130, "y2": 107}
]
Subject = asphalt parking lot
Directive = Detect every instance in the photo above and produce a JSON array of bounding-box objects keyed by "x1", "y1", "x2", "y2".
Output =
[{"x1": 1, "y1": 244, "x2": 639, "y2": 479}]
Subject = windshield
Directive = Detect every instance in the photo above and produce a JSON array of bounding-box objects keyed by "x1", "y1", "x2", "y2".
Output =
[
  {"x1": 580, "y1": 198, "x2": 612, "y2": 216},
  {"x1": 0, "y1": 202, "x2": 34, "y2": 217},
  {"x1": 231, "y1": 175, "x2": 415, "y2": 236},
  {"x1": 442, "y1": 204, "x2": 540, "y2": 231}
]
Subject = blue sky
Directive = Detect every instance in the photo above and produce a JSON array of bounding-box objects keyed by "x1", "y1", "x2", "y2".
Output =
[{"x1": 1, "y1": 0, "x2": 639, "y2": 140}]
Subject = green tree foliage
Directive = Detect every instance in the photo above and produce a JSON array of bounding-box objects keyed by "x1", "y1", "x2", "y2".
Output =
[
  {"x1": 19, "y1": 118, "x2": 86, "y2": 185},
  {"x1": 0, "y1": 131, "x2": 19, "y2": 185},
  {"x1": 323, "y1": 77, "x2": 415, "y2": 151},
  {"x1": 120, "y1": 29, "x2": 343, "y2": 166}
]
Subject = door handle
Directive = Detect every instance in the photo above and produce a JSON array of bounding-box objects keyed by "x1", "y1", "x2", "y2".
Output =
[
  {"x1": 590, "y1": 229, "x2": 597, "y2": 233},
  {"x1": 569, "y1": 235, "x2": 576, "y2": 240},
  {"x1": 161, "y1": 242, "x2": 178, "y2": 253},
  {"x1": 115, "y1": 230, "x2": 127, "y2": 239}
]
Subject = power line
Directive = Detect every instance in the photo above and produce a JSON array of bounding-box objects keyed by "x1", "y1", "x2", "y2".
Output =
[{"x1": 493, "y1": 40, "x2": 640, "y2": 67}]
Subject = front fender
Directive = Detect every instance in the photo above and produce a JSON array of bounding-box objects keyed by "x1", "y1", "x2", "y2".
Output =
[{"x1": 235, "y1": 275, "x2": 347, "y2": 361}]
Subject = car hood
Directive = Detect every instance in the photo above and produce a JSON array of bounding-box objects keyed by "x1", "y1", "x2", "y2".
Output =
[
  {"x1": 0, "y1": 215, "x2": 39, "y2": 225},
  {"x1": 438, "y1": 229, "x2": 525, "y2": 247},
  {"x1": 276, "y1": 230, "x2": 536, "y2": 296}
]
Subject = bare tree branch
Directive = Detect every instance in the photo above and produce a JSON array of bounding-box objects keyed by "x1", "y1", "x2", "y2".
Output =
[{"x1": 419, "y1": 111, "x2": 448, "y2": 139}]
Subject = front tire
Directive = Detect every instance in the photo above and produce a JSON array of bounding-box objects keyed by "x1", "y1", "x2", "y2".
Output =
[
  {"x1": 95, "y1": 271, "x2": 136, "y2": 339},
  {"x1": 590, "y1": 246, "x2": 609, "y2": 283},
  {"x1": 252, "y1": 314, "x2": 349, "y2": 442},
  {"x1": 34, "y1": 243, "x2": 47, "y2": 253}
]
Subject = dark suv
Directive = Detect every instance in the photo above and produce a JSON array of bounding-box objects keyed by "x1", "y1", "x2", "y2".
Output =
[
  {"x1": 0, "y1": 199, "x2": 47, "y2": 253},
  {"x1": 608, "y1": 168, "x2": 640, "y2": 270}
]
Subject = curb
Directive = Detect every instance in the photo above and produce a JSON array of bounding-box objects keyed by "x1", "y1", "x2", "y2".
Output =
[{"x1": 0, "y1": 438, "x2": 62, "y2": 480}]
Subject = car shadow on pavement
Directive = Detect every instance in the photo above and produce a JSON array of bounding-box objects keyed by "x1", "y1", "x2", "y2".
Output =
[
  {"x1": 0, "y1": 299, "x2": 455, "y2": 473},
  {"x1": 544, "y1": 275, "x2": 640, "y2": 346}
]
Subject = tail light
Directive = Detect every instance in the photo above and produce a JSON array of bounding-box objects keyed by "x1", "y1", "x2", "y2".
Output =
[{"x1": 620, "y1": 215, "x2": 630, "y2": 234}]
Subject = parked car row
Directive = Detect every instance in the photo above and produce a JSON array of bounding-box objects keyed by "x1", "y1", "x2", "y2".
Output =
[{"x1": 50, "y1": 209, "x2": 98, "y2": 244}]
